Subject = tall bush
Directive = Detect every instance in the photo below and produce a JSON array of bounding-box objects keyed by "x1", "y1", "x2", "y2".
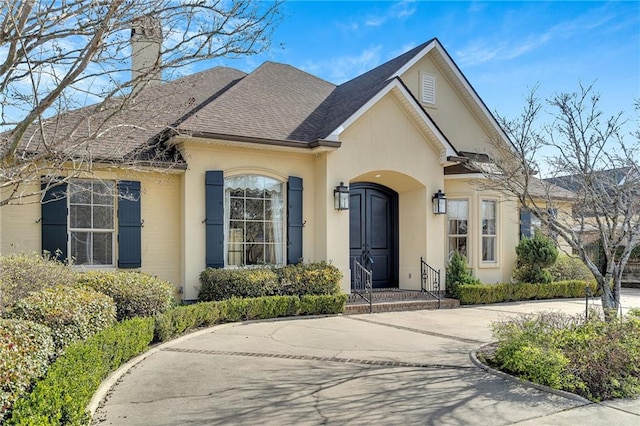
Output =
[
  {"x1": 445, "y1": 252, "x2": 479, "y2": 298},
  {"x1": 549, "y1": 254, "x2": 593, "y2": 282},
  {"x1": 514, "y1": 232, "x2": 558, "y2": 283},
  {"x1": 0, "y1": 252, "x2": 75, "y2": 313},
  {"x1": 7, "y1": 286, "x2": 116, "y2": 353},
  {"x1": 0, "y1": 319, "x2": 54, "y2": 423},
  {"x1": 77, "y1": 271, "x2": 176, "y2": 321}
]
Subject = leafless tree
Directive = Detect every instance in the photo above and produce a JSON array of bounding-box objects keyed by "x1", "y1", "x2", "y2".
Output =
[
  {"x1": 0, "y1": 0, "x2": 281, "y2": 206},
  {"x1": 483, "y1": 84, "x2": 640, "y2": 320}
]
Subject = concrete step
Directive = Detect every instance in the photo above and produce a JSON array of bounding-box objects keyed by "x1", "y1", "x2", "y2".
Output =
[
  {"x1": 347, "y1": 289, "x2": 443, "y2": 304},
  {"x1": 345, "y1": 298, "x2": 460, "y2": 315}
]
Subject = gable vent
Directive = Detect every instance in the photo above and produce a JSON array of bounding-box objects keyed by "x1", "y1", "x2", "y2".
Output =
[{"x1": 421, "y1": 74, "x2": 436, "y2": 105}]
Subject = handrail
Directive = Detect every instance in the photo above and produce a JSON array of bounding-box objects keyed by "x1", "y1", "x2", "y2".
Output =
[
  {"x1": 420, "y1": 257, "x2": 441, "y2": 309},
  {"x1": 353, "y1": 258, "x2": 373, "y2": 313}
]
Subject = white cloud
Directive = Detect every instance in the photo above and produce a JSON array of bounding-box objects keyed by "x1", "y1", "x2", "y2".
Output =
[
  {"x1": 455, "y1": 6, "x2": 617, "y2": 67},
  {"x1": 299, "y1": 45, "x2": 383, "y2": 84}
]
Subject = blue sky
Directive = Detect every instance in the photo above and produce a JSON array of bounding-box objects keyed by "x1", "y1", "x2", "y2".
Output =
[{"x1": 209, "y1": 0, "x2": 639, "y2": 128}]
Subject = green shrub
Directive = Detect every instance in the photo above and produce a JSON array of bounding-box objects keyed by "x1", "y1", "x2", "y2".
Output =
[
  {"x1": 7, "y1": 317, "x2": 154, "y2": 425},
  {"x1": 514, "y1": 232, "x2": 558, "y2": 283},
  {"x1": 275, "y1": 262, "x2": 342, "y2": 296},
  {"x1": 0, "y1": 319, "x2": 54, "y2": 423},
  {"x1": 198, "y1": 268, "x2": 278, "y2": 301},
  {"x1": 549, "y1": 254, "x2": 593, "y2": 282},
  {"x1": 76, "y1": 271, "x2": 176, "y2": 321},
  {"x1": 154, "y1": 294, "x2": 347, "y2": 343},
  {"x1": 7, "y1": 286, "x2": 116, "y2": 353},
  {"x1": 458, "y1": 280, "x2": 597, "y2": 305},
  {"x1": 0, "y1": 252, "x2": 76, "y2": 313},
  {"x1": 154, "y1": 302, "x2": 220, "y2": 342},
  {"x1": 489, "y1": 311, "x2": 640, "y2": 401},
  {"x1": 299, "y1": 294, "x2": 348, "y2": 315},
  {"x1": 198, "y1": 262, "x2": 342, "y2": 301},
  {"x1": 445, "y1": 252, "x2": 479, "y2": 298}
]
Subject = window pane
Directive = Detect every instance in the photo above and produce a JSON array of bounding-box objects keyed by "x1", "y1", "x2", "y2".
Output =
[
  {"x1": 70, "y1": 205, "x2": 91, "y2": 228},
  {"x1": 264, "y1": 244, "x2": 277, "y2": 264},
  {"x1": 70, "y1": 182, "x2": 91, "y2": 204},
  {"x1": 93, "y1": 206, "x2": 114, "y2": 229},
  {"x1": 245, "y1": 199, "x2": 263, "y2": 220},
  {"x1": 245, "y1": 243, "x2": 264, "y2": 265},
  {"x1": 230, "y1": 198, "x2": 244, "y2": 220},
  {"x1": 264, "y1": 222, "x2": 275, "y2": 242},
  {"x1": 483, "y1": 237, "x2": 496, "y2": 261},
  {"x1": 246, "y1": 188, "x2": 262, "y2": 199},
  {"x1": 93, "y1": 233, "x2": 113, "y2": 265},
  {"x1": 71, "y1": 232, "x2": 91, "y2": 265},
  {"x1": 93, "y1": 181, "x2": 114, "y2": 205},
  {"x1": 245, "y1": 222, "x2": 264, "y2": 243},
  {"x1": 482, "y1": 200, "x2": 496, "y2": 220},
  {"x1": 458, "y1": 220, "x2": 467, "y2": 235}
]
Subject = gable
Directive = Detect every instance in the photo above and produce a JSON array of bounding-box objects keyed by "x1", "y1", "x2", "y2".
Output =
[
  {"x1": 399, "y1": 52, "x2": 500, "y2": 156},
  {"x1": 340, "y1": 87, "x2": 453, "y2": 168}
]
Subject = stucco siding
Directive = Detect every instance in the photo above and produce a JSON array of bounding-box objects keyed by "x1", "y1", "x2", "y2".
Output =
[
  {"x1": 400, "y1": 54, "x2": 498, "y2": 156},
  {"x1": 0, "y1": 170, "x2": 183, "y2": 293},
  {"x1": 180, "y1": 141, "x2": 318, "y2": 300}
]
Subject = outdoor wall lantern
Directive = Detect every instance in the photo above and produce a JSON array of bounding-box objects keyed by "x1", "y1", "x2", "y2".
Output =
[
  {"x1": 334, "y1": 182, "x2": 350, "y2": 211},
  {"x1": 432, "y1": 190, "x2": 447, "y2": 215}
]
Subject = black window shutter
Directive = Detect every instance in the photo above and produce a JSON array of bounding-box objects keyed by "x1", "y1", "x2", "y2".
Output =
[
  {"x1": 205, "y1": 171, "x2": 224, "y2": 268},
  {"x1": 520, "y1": 208, "x2": 531, "y2": 239},
  {"x1": 41, "y1": 182, "x2": 68, "y2": 261},
  {"x1": 117, "y1": 180, "x2": 142, "y2": 268},
  {"x1": 287, "y1": 176, "x2": 303, "y2": 265}
]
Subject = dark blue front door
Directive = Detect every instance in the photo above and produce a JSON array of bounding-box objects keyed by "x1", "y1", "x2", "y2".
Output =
[{"x1": 349, "y1": 183, "x2": 398, "y2": 289}]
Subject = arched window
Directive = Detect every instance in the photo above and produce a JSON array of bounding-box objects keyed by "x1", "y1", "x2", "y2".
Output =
[{"x1": 224, "y1": 175, "x2": 285, "y2": 266}]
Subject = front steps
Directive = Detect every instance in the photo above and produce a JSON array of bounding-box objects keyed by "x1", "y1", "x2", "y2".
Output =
[{"x1": 345, "y1": 289, "x2": 460, "y2": 314}]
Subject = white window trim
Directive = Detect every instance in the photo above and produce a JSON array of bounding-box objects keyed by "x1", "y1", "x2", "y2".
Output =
[
  {"x1": 479, "y1": 198, "x2": 499, "y2": 266},
  {"x1": 67, "y1": 179, "x2": 116, "y2": 269}
]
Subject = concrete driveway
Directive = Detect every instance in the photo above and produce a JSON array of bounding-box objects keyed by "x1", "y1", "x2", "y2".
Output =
[{"x1": 91, "y1": 289, "x2": 640, "y2": 425}]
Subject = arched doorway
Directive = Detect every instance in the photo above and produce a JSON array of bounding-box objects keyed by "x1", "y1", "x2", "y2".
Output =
[{"x1": 349, "y1": 183, "x2": 399, "y2": 289}]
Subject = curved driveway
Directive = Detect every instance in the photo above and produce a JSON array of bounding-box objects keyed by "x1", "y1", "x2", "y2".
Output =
[{"x1": 92, "y1": 290, "x2": 640, "y2": 425}]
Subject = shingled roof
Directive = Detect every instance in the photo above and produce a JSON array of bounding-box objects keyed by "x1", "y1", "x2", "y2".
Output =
[{"x1": 6, "y1": 38, "x2": 455, "y2": 167}]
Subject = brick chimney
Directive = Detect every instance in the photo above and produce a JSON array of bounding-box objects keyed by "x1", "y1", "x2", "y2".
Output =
[{"x1": 131, "y1": 16, "x2": 162, "y2": 86}]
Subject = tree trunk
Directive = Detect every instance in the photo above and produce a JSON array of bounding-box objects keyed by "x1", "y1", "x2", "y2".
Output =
[{"x1": 600, "y1": 275, "x2": 619, "y2": 321}]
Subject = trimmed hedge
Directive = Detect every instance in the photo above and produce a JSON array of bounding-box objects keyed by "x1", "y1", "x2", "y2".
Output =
[
  {"x1": 77, "y1": 271, "x2": 176, "y2": 321},
  {"x1": 154, "y1": 293, "x2": 348, "y2": 342},
  {"x1": 7, "y1": 317, "x2": 154, "y2": 425},
  {"x1": 0, "y1": 252, "x2": 76, "y2": 313},
  {"x1": 0, "y1": 320, "x2": 54, "y2": 423},
  {"x1": 198, "y1": 262, "x2": 342, "y2": 301},
  {"x1": 7, "y1": 286, "x2": 116, "y2": 353},
  {"x1": 458, "y1": 280, "x2": 598, "y2": 305}
]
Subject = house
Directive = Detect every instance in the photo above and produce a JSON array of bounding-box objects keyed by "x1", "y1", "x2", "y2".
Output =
[{"x1": 1, "y1": 32, "x2": 537, "y2": 302}]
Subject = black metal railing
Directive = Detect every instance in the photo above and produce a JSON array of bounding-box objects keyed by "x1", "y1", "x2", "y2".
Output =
[
  {"x1": 420, "y1": 257, "x2": 441, "y2": 309},
  {"x1": 353, "y1": 258, "x2": 373, "y2": 313}
]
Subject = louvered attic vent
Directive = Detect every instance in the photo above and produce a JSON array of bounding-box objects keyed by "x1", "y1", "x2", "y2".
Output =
[{"x1": 421, "y1": 74, "x2": 436, "y2": 105}]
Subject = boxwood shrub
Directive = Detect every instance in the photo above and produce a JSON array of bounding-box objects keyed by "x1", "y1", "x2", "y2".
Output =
[
  {"x1": 0, "y1": 252, "x2": 76, "y2": 313},
  {"x1": 77, "y1": 271, "x2": 176, "y2": 321},
  {"x1": 7, "y1": 317, "x2": 154, "y2": 425},
  {"x1": 0, "y1": 319, "x2": 54, "y2": 423},
  {"x1": 7, "y1": 286, "x2": 116, "y2": 353},
  {"x1": 198, "y1": 262, "x2": 342, "y2": 301},
  {"x1": 458, "y1": 280, "x2": 598, "y2": 305},
  {"x1": 154, "y1": 293, "x2": 348, "y2": 343}
]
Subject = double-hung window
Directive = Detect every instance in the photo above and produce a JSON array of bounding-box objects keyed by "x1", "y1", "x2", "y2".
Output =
[
  {"x1": 69, "y1": 180, "x2": 115, "y2": 266},
  {"x1": 224, "y1": 175, "x2": 285, "y2": 266},
  {"x1": 482, "y1": 200, "x2": 497, "y2": 262},
  {"x1": 447, "y1": 199, "x2": 468, "y2": 258}
]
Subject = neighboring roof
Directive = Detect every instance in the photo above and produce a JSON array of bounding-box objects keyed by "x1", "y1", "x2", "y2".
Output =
[
  {"x1": 545, "y1": 167, "x2": 633, "y2": 192},
  {"x1": 528, "y1": 177, "x2": 575, "y2": 200}
]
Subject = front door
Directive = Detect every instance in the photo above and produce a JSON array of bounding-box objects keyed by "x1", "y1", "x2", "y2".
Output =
[{"x1": 349, "y1": 183, "x2": 398, "y2": 289}]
